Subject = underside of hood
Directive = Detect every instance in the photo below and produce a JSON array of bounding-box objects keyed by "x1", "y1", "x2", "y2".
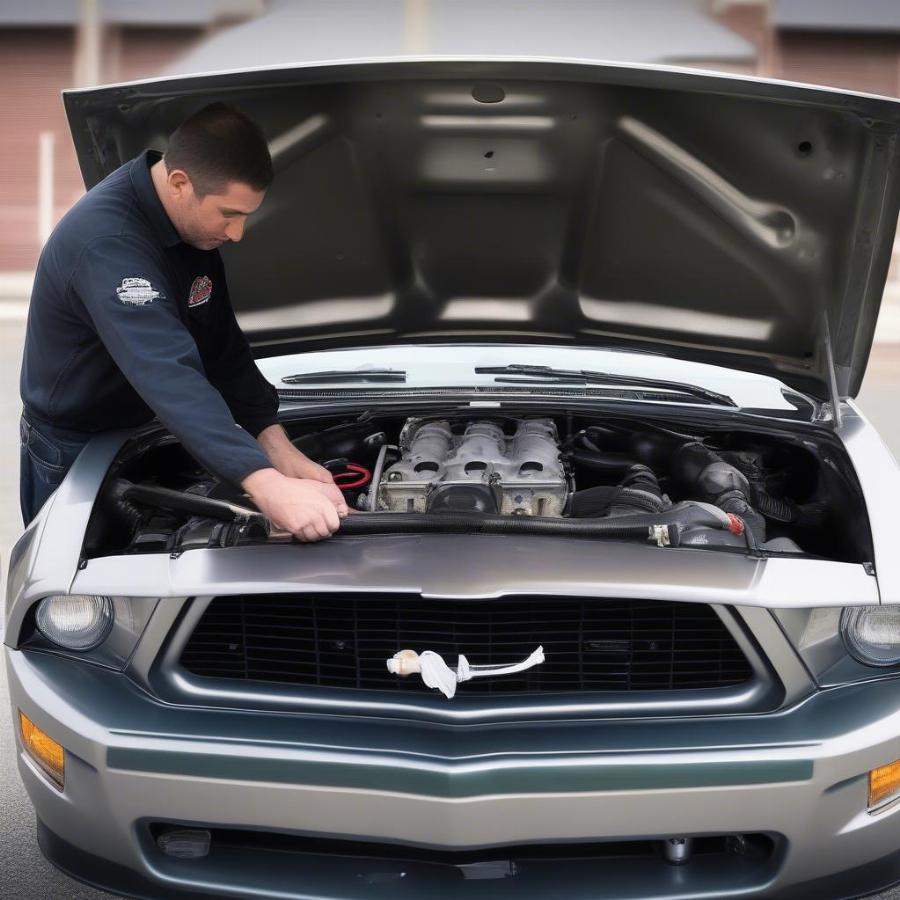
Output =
[{"x1": 64, "y1": 59, "x2": 900, "y2": 400}]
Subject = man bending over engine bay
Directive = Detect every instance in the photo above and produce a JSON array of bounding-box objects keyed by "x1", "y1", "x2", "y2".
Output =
[{"x1": 19, "y1": 104, "x2": 347, "y2": 540}]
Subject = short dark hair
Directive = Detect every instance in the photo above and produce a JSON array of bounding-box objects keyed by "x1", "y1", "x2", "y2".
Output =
[{"x1": 164, "y1": 103, "x2": 273, "y2": 197}]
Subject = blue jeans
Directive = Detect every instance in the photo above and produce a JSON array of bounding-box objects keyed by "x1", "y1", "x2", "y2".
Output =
[{"x1": 19, "y1": 414, "x2": 90, "y2": 525}]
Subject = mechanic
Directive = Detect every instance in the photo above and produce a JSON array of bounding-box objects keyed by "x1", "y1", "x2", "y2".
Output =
[{"x1": 19, "y1": 103, "x2": 347, "y2": 541}]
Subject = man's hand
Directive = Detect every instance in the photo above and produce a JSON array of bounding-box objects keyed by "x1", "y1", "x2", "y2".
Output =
[
  {"x1": 242, "y1": 467, "x2": 348, "y2": 542},
  {"x1": 257, "y1": 424, "x2": 335, "y2": 483}
]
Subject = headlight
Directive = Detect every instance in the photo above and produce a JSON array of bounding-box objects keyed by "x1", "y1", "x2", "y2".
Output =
[
  {"x1": 841, "y1": 607, "x2": 900, "y2": 667},
  {"x1": 35, "y1": 595, "x2": 114, "y2": 651},
  {"x1": 27, "y1": 596, "x2": 159, "y2": 667}
]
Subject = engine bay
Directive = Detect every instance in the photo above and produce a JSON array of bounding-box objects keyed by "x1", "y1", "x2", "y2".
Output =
[{"x1": 83, "y1": 407, "x2": 874, "y2": 564}]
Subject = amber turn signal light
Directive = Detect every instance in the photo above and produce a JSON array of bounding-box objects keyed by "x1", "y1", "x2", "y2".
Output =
[
  {"x1": 869, "y1": 759, "x2": 900, "y2": 810},
  {"x1": 18, "y1": 710, "x2": 64, "y2": 790}
]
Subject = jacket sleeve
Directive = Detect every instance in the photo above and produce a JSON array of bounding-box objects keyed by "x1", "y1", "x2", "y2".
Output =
[
  {"x1": 71, "y1": 234, "x2": 274, "y2": 486},
  {"x1": 201, "y1": 260, "x2": 280, "y2": 439}
]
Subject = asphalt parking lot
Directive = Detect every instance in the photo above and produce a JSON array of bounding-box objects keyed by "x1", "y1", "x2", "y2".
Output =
[{"x1": 1, "y1": 314, "x2": 899, "y2": 899}]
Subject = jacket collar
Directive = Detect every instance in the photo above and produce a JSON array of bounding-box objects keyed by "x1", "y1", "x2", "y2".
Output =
[{"x1": 129, "y1": 150, "x2": 181, "y2": 248}]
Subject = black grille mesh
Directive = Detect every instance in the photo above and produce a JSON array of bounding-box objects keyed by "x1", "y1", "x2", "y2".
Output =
[{"x1": 179, "y1": 595, "x2": 753, "y2": 694}]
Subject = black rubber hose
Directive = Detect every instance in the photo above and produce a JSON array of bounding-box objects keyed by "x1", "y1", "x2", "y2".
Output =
[
  {"x1": 612, "y1": 488, "x2": 668, "y2": 515},
  {"x1": 567, "y1": 450, "x2": 643, "y2": 472},
  {"x1": 335, "y1": 503, "x2": 735, "y2": 539},
  {"x1": 112, "y1": 479, "x2": 263, "y2": 525},
  {"x1": 337, "y1": 512, "x2": 658, "y2": 538},
  {"x1": 568, "y1": 485, "x2": 620, "y2": 517}
]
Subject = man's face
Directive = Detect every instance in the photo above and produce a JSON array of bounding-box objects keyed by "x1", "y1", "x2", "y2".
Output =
[{"x1": 167, "y1": 170, "x2": 265, "y2": 251}]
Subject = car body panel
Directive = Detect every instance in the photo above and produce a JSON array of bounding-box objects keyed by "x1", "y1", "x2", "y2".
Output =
[
  {"x1": 838, "y1": 400, "x2": 900, "y2": 603},
  {"x1": 66, "y1": 538, "x2": 877, "y2": 607},
  {"x1": 9, "y1": 646, "x2": 900, "y2": 898},
  {"x1": 4, "y1": 431, "x2": 129, "y2": 626},
  {"x1": 63, "y1": 58, "x2": 900, "y2": 399}
]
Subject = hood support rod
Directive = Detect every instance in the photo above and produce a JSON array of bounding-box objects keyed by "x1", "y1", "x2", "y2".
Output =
[{"x1": 822, "y1": 316, "x2": 843, "y2": 430}]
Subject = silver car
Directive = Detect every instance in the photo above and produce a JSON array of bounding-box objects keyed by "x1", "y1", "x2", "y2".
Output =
[{"x1": 6, "y1": 59, "x2": 900, "y2": 899}]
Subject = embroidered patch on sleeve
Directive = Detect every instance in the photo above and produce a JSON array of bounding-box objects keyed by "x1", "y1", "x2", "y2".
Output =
[
  {"x1": 188, "y1": 275, "x2": 213, "y2": 308},
  {"x1": 116, "y1": 277, "x2": 163, "y2": 306}
]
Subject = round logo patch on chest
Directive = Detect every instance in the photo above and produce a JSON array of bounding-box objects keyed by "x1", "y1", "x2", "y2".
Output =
[{"x1": 188, "y1": 275, "x2": 213, "y2": 308}]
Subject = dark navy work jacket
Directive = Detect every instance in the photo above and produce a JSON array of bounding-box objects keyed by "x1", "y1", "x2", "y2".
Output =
[{"x1": 20, "y1": 150, "x2": 278, "y2": 486}]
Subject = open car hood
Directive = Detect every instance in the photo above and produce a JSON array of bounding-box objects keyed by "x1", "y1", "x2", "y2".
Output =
[{"x1": 64, "y1": 59, "x2": 900, "y2": 400}]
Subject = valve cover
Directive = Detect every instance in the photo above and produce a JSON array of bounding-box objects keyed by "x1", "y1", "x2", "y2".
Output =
[{"x1": 377, "y1": 418, "x2": 568, "y2": 516}]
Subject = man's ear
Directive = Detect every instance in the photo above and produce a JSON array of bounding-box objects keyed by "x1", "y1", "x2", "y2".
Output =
[{"x1": 166, "y1": 167, "x2": 193, "y2": 200}]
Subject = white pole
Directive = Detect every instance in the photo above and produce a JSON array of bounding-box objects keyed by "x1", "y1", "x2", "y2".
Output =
[
  {"x1": 38, "y1": 131, "x2": 55, "y2": 245},
  {"x1": 76, "y1": 0, "x2": 101, "y2": 87},
  {"x1": 404, "y1": 0, "x2": 429, "y2": 54}
]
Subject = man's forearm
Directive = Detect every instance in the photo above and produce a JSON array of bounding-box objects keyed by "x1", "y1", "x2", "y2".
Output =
[
  {"x1": 242, "y1": 464, "x2": 281, "y2": 497},
  {"x1": 257, "y1": 423, "x2": 291, "y2": 458},
  {"x1": 256, "y1": 424, "x2": 335, "y2": 484}
]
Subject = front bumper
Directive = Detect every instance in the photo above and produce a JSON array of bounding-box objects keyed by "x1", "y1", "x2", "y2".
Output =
[{"x1": 8, "y1": 647, "x2": 900, "y2": 900}]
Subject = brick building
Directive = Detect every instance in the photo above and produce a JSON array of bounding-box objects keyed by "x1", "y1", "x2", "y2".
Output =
[
  {"x1": 716, "y1": 0, "x2": 900, "y2": 96},
  {"x1": 0, "y1": 1, "x2": 260, "y2": 273},
  {"x1": 1, "y1": 0, "x2": 898, "y2": 278}
]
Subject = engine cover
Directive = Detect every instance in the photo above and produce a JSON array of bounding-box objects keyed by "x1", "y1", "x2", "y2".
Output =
[{"x1": 378, "y1": 418, "x2": 568, "y2": 516}]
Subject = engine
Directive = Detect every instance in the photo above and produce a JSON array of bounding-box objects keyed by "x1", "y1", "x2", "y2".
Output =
[
  {"x1": 376, "y1": 418, "x2": 568, "y2": 516},
  {"x1": 85, "y1": 407, "x2": 874, "y2": 564}
]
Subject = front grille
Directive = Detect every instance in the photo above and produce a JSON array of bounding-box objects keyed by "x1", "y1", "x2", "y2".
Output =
[{"x1": 179, "y1": 595, "x2": 753, "y2": 694}]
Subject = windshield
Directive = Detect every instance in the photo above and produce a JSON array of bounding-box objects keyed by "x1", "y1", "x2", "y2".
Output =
[{"x1": 258, "y1": 345, "x2": 810, "y2": 416}]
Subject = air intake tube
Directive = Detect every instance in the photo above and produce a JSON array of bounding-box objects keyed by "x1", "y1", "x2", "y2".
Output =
[
  {"x1": 672, "y1": 443, "x2": 766, "y2": 544},
  {"x1": 569, "y1": 465, "x2": 669, "y2": 518}
]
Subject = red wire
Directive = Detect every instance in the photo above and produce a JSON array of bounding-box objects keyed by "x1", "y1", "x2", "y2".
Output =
[{"x1": 332, "y1": 463, "x2": 371, "y2": 489}]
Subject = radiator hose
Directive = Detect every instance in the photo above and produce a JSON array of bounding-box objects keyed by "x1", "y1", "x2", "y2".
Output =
[{"x1": 333, "y1": 502, "x2": 740, "y2": 547}]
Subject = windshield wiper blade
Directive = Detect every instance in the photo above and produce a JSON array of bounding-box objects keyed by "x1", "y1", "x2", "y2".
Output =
[
  {"x1": 475, "y1": 364, "x2": 737, "y2": 407},
  {"x1": 281, "y1": 369, "x2": 407, "y2": 385}
]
